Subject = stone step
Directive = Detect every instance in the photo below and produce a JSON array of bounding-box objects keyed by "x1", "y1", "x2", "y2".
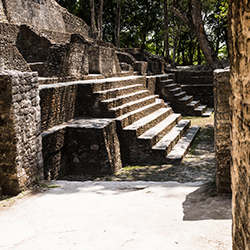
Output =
[
  {"x1": 92, "y1": 76, "x2": 145, "y2": 92},
  {"x1": 186, "y1": 100, "x2": 201, "y2": 109},
  {"x1": 166, "y1": 126, "x2": 200, "y2": 162},
  {"x1": 94, "y1": 84, "x2": 144, "y2": 100},
  {"x1": 161, "y1": 79, "x2": 174, "y2": 85},
  {"x1": 174, "y1": 91, "x2": 186, "y2": 99},
  {"x1": 185, "y1": 100, "x2": 202, "y2": 116},
  {"x1": 28, "y1": 62, "x2": 45, "y2": 77},
  {"x1": 194, "y1": 105, "x2": 207, "y2": 116},
  {"x1": 170, "y1": 87, "x2": 182, "y2": 95},
  {"x1": 116, "y1": 99, "x2": 166, "y2": 129},
  {"x1": 102, "y1": 90, "x2": 149, "y2": 109},
  {"x1": 165, "y1": 83, "x2": 179, "y2": 90},
  {"x1": 123, "y1": 107, "x2": 172, "y2": 137},
  {"x1": 38, "y1": 77, "x2": 59, "y2": 85},
  {"x1": 152, "y1": 120, "x2": 191, "y2": 158},
  {"x1": 151, "y1": 73, "x2": 175, "y2": 81},
  {"x1": 166, "y1": 73, "x2": 175, "y2": 81},
  {"x1": 179, "y1": 95, "x2": 193, "y2": 105},
  {"x1": 202, "y1": 109, "x2": 213, "y2": 117},
  {"x1": 110, "y1": 95, "x2": 158, "y2": 117},
  {"x1": 138, "y1": 113, "x2": 182, "y2": 148}
]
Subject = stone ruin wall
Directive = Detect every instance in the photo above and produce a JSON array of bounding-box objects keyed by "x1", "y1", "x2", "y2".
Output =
[
  {"x1": 168, "y1": 68, "x2": 214, "y2": 107},
  {"x1": 213, "y1": 69, "x2": 231, "y2": 193},
  {"x1": 40, "y1": 80, "x2": 122, "y2": 180},
  {"x1": 0, "y1": 1, "x2": 6, "y2": 23},
  {"x1": 0, "y1": 0, "x2": 89, "y2": 36},
  {"x1": 39, "y1": 83, "x2": 78, "y2": 132},
  {"x1": 0, "y1": 71, "x2": 43, "y2": 195},
  {"x1": 229, "y1": 0, "x2": 250, "y2": 248},
  {"x1": 0, "y1": 71, "x2": 124, "y2": 194},
  {"x1": 0, "y1": 0, "x2": 121, "y2": 79}
]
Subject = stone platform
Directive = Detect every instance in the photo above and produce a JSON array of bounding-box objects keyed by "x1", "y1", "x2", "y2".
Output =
[{"x1": 42, "y1": 118, "x2": 122, "y2": 179}]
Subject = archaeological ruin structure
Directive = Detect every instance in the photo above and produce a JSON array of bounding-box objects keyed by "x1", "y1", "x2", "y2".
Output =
[
  {"x1": 212, "y1": 0, "x2": 250, "y2": 248},
  {"x1": 228, "y1": 0, "x2": 250, "y2": 248},
  {"x1": 0, "y1": 0, "x2": 215, "y2": 196},
  {"x1": 2, "y1": 0, "x2": 250, "y2": 249}
]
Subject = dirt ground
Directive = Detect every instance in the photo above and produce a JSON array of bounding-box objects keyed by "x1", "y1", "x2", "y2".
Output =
[{"x1": 0, "y1": 114, "x2": 232, "y2": 250}]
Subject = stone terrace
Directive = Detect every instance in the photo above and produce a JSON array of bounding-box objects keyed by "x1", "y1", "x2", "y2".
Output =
[{"x1": 40, "y1": 74, "x2": 200, "y2": 180}]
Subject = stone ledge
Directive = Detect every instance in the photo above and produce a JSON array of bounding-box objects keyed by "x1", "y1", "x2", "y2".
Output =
[{"x1": 42, "y1": 118, "x2": 122, "y2": 179}]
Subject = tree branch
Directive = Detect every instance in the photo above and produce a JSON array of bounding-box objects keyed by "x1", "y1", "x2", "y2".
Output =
[{"x1": 170, "y1": 4, "x2": 193, "y2": 29}]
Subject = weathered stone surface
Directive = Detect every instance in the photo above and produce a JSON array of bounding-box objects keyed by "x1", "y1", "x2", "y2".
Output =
[
  {"x1": 16, "y1": 25, "x2": 53, "y2": 63},
  {"x1": 88, "y1": 46, "x2": 121, "y2": 76},
  {"x1": 1, "y1": 0, "x2": 89, "y2": 36},
  {"x1": 119, "y1": 62, "x2": 133, "y2": 72},
  {"x1": 168, "y1": 67, "x2": 214, "y2": 107},
  {"x1": 66, "y1": 119, "x2": 122, "y2": 175},
  {"x1": 124, "y1": 48, "x2": 166, "y2": 75},
  {"x1": 42, "y1": 118, "x2": 122, "y2": 179},
  {"x1": 133, "y1": 61, "x2": 147, "y2": 75},
  {"x1": 116, "y1": 49, "x2": 166, "y2": 75},
  {"x1": 229, "y1": 0, "x2": 250, "y2": 248},
  {"x1": 0, "y1": 1, "x2": 7, "y2": 23},
  {"x1": 45, "y1": 42, "x2": 89, "y2": 79},
  {"x1": 146, "y1": 77, "x2": 157, "y2": 95},
  {"x1": 42, "y1": 126, "x2": 66, "y2": 180},
  {"x1": 39, "y1": 83, "x2": 78, "y2": 132},
  {"x1": 0, "y1": 0, "x2": 122, "y2": 79},
  {"x1": 182, "y1": 84, "x2": 213, "y2": 108},
  {"x1": 116, "y1": 51, "x2": 137, "y2": 65},
  {"x1": 1, "y1": 36, "x2": 31, "y2": 72},
  {"x1": 213, "y1": 69, "x2": 231, "y2": 193},
  {"x1": 0, "y1": 71, "x2": 43, "y2": 195}
]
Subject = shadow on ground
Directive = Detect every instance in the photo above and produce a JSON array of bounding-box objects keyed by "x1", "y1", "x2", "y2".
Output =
[{"x1": 182, "y1": 182, "x2": 232, "y2": 221}]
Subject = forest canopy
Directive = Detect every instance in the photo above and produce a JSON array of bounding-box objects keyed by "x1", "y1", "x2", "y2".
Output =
[{"x1": 56, "y1": 0, "x2": 228, "y2": 68}]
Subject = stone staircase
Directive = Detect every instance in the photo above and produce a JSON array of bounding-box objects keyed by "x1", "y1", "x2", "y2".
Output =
[
  {"x1": 89, "y1": 76, "x2": 200, "y2": 165},
  {"x1": 158, "y1": 74, "x2": 211, "y2": 116}
]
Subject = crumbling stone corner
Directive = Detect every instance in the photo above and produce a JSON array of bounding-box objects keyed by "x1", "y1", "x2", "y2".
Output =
[
  {"x1": 0, "y1": 70, "x2": 43, "y2": 195},
  {"x1": 213, "y1": 68, "x2": 231, "y2": 193}
]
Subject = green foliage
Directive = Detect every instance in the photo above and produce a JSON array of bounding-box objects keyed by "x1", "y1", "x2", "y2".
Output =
[{"x1": 56, "y1": 0, "x2": 228, "y2": 66}]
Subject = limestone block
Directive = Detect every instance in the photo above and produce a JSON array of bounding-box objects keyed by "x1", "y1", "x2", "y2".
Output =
[
  {"x1": 89, "y1": 46, "x2": 121, "y2": 76},
  {"x1": 0, "y1": 71, "x2": 43, "y2": 195},
  {"x1": 213, "y1": 68, "x2": 231, "y2": 193},
  {"x1": 42, "y1": 118, "x2": 122, "y2": 179},
  {"x1": 1, "y1": 0, "x2": 89, "y2": 36},
  {"x1": 39, "y1": 83, "x2": 78, "y2": 131},
  {"x1": 45, "y1": 43, "x2": 89, "y2": 79},
  {"x1": 133, "y1": 61, "x2": 148, "y2": 75}
]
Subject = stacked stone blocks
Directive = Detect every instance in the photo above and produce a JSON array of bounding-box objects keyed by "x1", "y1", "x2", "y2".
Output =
[
  {"x1": 213, "y1": 69, "x2": 231, "y2": 193},
  {"x1": 42, "y1": 118, "x2": 122, "y2": 180},
  {"x1": 229, "y1": 0, "x2": 250, "y2": 247},
  {"x1": 0, "y1": 71, "x2": 43, "y2": 195}
]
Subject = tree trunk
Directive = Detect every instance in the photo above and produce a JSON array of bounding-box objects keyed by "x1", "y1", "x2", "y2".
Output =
[
  {"x1": 164, "y1": 0, "x2": 170, "y2": 62},
  {"x1": 97, "y1": 0, "x2": 103, "y2": 40},
  {"x1": 170, "y1": 0, "x2": 223, "y2": 69},
  {"x1": 90, "y1": 0, "x2": 96, "y2": 33},
  {"x1": 188, "y1": 40, "x2": 194, "y2": 64},
  {"x1": 114, "y1": 0, "x2": 121, "y2": 47},
  {"x1": 140, "y1": 31, "x2": 147, "y2": 50},
  {"x1": 155, "y1": 30, "x2": 159, "y2": 55},
  {"x1": 171, "y1": 20, "x2": 182, "y2": 68},
  {"x1": 181, "y1": 49, "x2": 186, "y2": 65},
  {"x1": 197, "y1": 44, "x2": 202, "y2": 64}
]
